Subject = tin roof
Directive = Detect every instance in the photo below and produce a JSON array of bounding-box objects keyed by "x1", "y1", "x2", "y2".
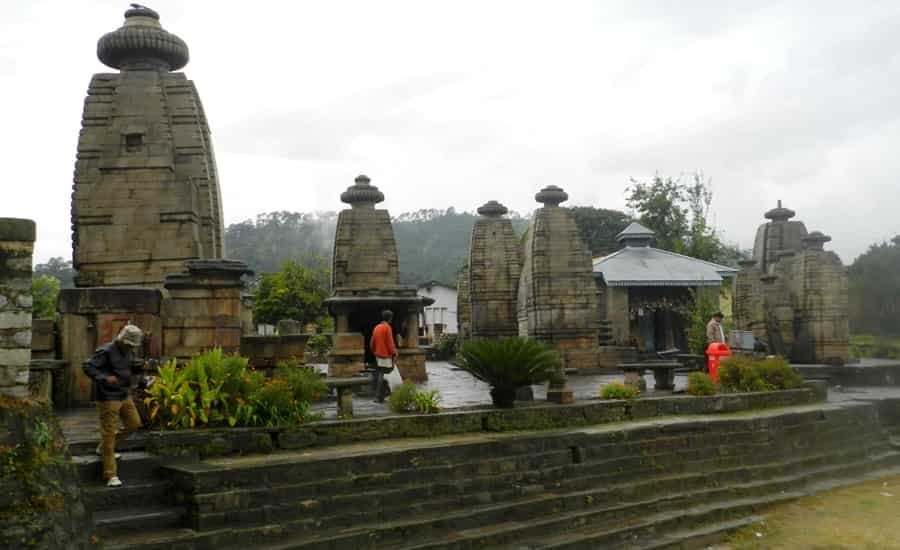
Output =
[{"x1": 593, "y1": 246, "x2": 738, "y2": 287}]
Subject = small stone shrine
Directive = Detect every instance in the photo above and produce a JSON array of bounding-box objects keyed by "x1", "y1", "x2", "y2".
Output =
[
  {"x1": 325, "y1": 176, "x2": 432, "y2": 381},
  {"x1": 467, "y1": 201, "x2": 522, "y2": 339},
  {"x1": 517, "y1": 186, "x2": 599, "y2": 402},
  {"x1": 57, "y1": 6, "x2": 251, "y2": 405},
  {"x1": 734, "y1": 202, "x2": 849, "y2": 363}
]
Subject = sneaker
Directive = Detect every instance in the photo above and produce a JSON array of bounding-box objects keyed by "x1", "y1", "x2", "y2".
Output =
[
  {"x1": 95, "y1": 444, "x2": 121, "y2": 460},
  {"x1": 106, "y1": 476, "x2": 123, "y2": 487}
]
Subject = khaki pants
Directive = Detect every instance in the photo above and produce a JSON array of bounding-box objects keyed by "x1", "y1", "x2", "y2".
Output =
[{"x1": 98, "y1": 398, "x2": 141, "y2": 480}]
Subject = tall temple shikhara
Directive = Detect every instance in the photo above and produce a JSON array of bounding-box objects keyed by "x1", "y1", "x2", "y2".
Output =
[{"x1": 71, "y1": 5, "x2": 224, "y2": 287}]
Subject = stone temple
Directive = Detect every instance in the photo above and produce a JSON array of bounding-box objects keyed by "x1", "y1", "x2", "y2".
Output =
[
  {"x1": 325, "y1": 176, "x2": 432, "y2": 381},
  {"x1": 466, "y1": 200, "x2": 522, "y2": 339},
  {"x1": 518, "y1": 185, "x2": 599, "y2": 401},
  {"x1": 734, "y1": 202, "x2": 849, "y2": 364},
  {"x1": 58, "y1": 6, "x2": 251, "y2": 405},
  {"x1": 71, "y1": 5, "x2": 224, "y2": 288}
]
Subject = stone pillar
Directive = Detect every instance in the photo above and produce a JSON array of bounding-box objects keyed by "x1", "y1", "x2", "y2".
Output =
[
  {"x1": 397, "y1": 307, "x2": 427, "y2": 382},
  {"x1": 0, "y1": 218, "x2": 36, "y2": 399}
]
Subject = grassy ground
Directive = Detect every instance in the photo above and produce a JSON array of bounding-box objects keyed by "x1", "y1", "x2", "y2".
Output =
[
  {"x1": 850, "y1": 333, "x2": 900, "y2": 359},
  {"x1": 718, "y1": 474, "x2": 900, "y2": 549}
]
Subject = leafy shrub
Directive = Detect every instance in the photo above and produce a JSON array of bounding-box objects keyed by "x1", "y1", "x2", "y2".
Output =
[
  {"x1": 275, "y1": 362, "x2": 328, "y2": 402},
  {"x1": 755, "y1": 357, "x2": 804, "y2": 390},
  {"x1": 413, "y1": 390, "x2": 441, "y2": 414},
  {"x1": 388, "y1": 382, "x2": 418, "y2": 413},
  {"x1": 145, "y1": 348, "x2": 320, "y2": 430},
  {"x1": 388, "y1": 383, "x2": 441, "y2": 414},
  {"x1": 600, "y1": 382, "x2": 640, "y2": 400},
  {"x1": 718, "y1": 355, "x2": 803, "y2": 393},
  {"x1": 686, "y1": 372, "x2": 716, "y2": 396},
  {"x1": 433, "y1": 334, "x2": 458, "y2": 360},
  {"x1": 458, "y1": 337, "x2": 563, "y2": 392}
]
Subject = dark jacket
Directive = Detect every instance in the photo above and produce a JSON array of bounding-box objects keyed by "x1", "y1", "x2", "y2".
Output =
[{"x1": 82, "y1": 342, "x2": 138, "y2": 401}]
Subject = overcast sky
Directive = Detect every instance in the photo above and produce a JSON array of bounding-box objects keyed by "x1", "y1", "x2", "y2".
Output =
[{"x1": 2, "y1": 0, "x2": 898, "y2": 264}]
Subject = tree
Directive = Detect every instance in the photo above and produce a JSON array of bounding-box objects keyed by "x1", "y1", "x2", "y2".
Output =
[
  {"x1": 34, "y1": 257, "x2": 75, "y2": 288},
  {"x1": 252, "y1": 259, "x2": 330, "y2": 327},
  {"x1": 626, "y1": 172, "x2": 736, "y2": 264},
  {"x1": 569, "y1": 207, "x2": 631, "y2": 257},
  {"x1": 31, "y1": 275, "x2": 60, "y2": 319},
  {"x1": 849, "y1": 236, "x2": 900, "y2": 336}
]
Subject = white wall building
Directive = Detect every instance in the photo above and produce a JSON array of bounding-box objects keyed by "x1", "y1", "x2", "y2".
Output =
[{"x1": 417, "y1": 281, "x2": 458, "y2": 341}]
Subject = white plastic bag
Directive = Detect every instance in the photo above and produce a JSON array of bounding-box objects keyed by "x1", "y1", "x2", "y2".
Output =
[{"x1": 384, "y1": 366, "x2": 404, "y2": 390}]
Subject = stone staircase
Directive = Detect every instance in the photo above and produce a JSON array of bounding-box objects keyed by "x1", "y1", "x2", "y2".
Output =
[
  {"x1": 72, "y1": 450, "x2": 191, "y2": 546},
  {"x1": 83, "y1": 400, "x2": 900, "y2": 549}
]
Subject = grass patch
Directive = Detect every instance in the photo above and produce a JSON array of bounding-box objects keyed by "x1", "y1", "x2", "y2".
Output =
[{"x1": 721, "y1": 474, "x2": 900, "y2": 549}]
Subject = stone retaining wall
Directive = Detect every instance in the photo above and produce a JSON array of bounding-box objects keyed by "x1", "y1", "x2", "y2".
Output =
[
  {"x1": 0, "y1": 218, "x2": 35, "y2": 399},
  {"x1": 136, "y1": 384, "x2": 824, "y2": 458}
]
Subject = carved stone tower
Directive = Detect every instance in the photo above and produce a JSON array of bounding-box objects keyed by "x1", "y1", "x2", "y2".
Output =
[
  {"x1": 518, "y1": 186, "x2": 599, "y2": 402},
  {"x1": 468, "y1": 201, "x2": 522, "y2": 339},
  {"x1": 71, "y1": 5, "x2": 224, "y2": 287}
]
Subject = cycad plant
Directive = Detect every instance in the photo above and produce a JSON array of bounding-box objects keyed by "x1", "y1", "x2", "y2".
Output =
[{"x1": 458, "y1": 337, "x2": 563, "y2": 407}]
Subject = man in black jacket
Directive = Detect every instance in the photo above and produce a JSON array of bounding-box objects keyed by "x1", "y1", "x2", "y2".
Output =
[{"x1": 82, "y1": 324, "x2": 144, "y2": 487}]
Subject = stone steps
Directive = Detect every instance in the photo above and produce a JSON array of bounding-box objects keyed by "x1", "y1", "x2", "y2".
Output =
[
  {"x1": 182, "y1": 418, "x2": 885, "y2": 534},
  {"x1": 381, "y1": 450, "x2": 900, "y2": 550},
  {"x1": 237, "y1": 446, "x2": 898, "y2": 550},
  {"x1": 93, "y1": 505, "x2": 187, "y2": 538},
  {"x1": 73, "y1": 451, "x2": 162, "y2": 483},
  {"x1": 98, "y1": 402, "x2": 895, "y2": 549}
]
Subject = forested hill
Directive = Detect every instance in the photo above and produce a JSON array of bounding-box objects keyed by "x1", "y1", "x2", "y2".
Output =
[
  {"x1": 224, "y1": 208, "x2": 529, "y2": 285},
  {"x1": 223, "y1": 207, "x2": 638, "y2": 285}
]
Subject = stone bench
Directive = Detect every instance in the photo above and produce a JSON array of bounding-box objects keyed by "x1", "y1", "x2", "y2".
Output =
[
  {"x1": 326, "y1": 375, "x2": 374, "y2": 418},
  {"x1": 618, "y1": 360, "x2": 683, "y2": 391}
]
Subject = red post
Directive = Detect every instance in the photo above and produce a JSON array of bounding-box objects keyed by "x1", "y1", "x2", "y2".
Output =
[{"x1": 705, "y1": 342, "x2": 731, "y2": 383}]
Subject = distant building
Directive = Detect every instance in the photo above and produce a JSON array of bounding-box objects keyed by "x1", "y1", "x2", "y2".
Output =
[{"x1": 417, "y1": 281, "x2": 458, "y2": 341}]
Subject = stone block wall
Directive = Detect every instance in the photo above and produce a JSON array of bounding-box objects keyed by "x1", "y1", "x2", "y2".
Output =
[
  {"x1": 162, "y1": 260, "x2": 251, "y2": 360},
  {"x1": 456, "y1": 264, "x2": 471, "y2": 341},
  {"x1": 331, "y1": 207, "x2": 401, "y2": 289},
  {"x1": 0, "y1": 219, "x2": 35, "y2": 399},
  {"x1": 57, "y1": 287, "x2": 163, "y2": 405},
  {"x1": 72, "y1": 69, "x2": 224, "y2": 288}
]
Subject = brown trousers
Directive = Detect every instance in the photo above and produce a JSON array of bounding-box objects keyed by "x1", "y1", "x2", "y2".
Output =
[{"x1": 98, "y1": 398, "x2": 141, "y2": 480}]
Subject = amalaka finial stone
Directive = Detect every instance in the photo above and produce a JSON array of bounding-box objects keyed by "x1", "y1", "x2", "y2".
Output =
[
  {"x1": 477, "y1": 200, "x2": 508, "y2": 217},
  {"x1": 802, "y1": 231, "x2": 831, "y2": 251},
  {"x1": 535, "y1": 185, "x2": 568, "y2": 206},
  {"x1": 97, "y1": 5, "x2": 189, "y2": 71},
  {"x1": 764, "y1": 200, "x2": 796, "y2": 222},
  {"x1": 340, "y1": 175, "x2": 385, "y2": 207}
]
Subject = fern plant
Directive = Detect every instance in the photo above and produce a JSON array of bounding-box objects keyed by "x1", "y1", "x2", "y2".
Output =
[{"x1": 458, "y1": 337, "x2": 562, "y2": 407}]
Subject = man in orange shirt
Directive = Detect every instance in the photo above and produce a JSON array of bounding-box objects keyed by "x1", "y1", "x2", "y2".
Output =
[{"x1": 370, "y1": 309, "x2": 398, "y2": 402}]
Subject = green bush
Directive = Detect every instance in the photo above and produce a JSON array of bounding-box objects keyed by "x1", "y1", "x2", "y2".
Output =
[
  {"x1": 145, "y1": 348, "x2": 321, "y2": 430},
  {"x1": 413, "y1": 390, "x2": 442, "y2": 414},
  {"x1": 388, "y1": 382, "x2": 418, "y2": 413},
  {"x1": 718, "y1": 355, "x2": 803, "y2": 393},
  {"x1": 275, "y1": 362, "x2": 328, "y2": 402},
  {"x1": 388, "y1": 382, "x2": 441, "y2": 414},
  {"x1": 433, "y1": 334, "x2": 458, "y2": 359},
  {"x1": 686, "y1": 372, "x2": 716, "y2": 396},
  {"x1": 458, "y1": 337, "x2": 563, "y2": 392},
  {"x1": 600, "y1": 382, "x2": 640, "y2": 400}
]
